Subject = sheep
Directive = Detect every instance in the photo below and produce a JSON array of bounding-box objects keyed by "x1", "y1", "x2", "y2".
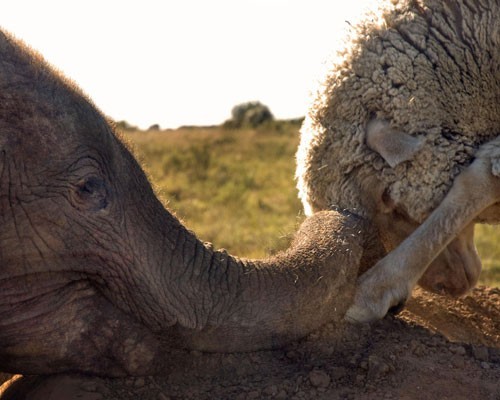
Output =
[{"x1": 296, "y1": 0, "x2": 500, "y2": 322}]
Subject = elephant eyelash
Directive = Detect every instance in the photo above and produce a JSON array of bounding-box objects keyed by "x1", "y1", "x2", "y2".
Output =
[
  {"x1": 74, "y1": 176, "x2": 109, "y2": 211},
  {"x1": 78, "y1": 177, "x2": 104, "y2": 195}
]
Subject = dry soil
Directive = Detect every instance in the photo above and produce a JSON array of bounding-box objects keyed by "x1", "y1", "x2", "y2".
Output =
[{"x1": 1, "y1": 286, "x2": 499, "y2": 399}]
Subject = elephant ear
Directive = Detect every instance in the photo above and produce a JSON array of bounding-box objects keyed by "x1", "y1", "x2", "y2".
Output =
[{"x1": 366, "y1": 119, "x2": 424, "y2": 168}]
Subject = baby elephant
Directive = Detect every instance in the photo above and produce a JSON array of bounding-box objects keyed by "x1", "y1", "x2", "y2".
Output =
[{"x1": 0, "y1": 27, "x2": 382, "y2": 378}]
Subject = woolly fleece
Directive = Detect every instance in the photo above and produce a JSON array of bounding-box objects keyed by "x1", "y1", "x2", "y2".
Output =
[{"x1": 296, "y1": 0, "x2": 500, "y2": 222}]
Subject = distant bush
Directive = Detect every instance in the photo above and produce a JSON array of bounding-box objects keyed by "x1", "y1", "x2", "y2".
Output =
[
  {"x1": 115, "y1": 120, "x2": 138, "y2": 131},
  {"x1": 148, "y1": 124, "x2": 161, "y2": 131},
  {"x1": 225, "y1": 101, "x2": 274, "y2": 128}
]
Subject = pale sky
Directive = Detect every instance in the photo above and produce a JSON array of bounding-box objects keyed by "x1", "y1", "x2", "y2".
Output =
[{"x1": 2, "y1": 0, "x2": 372, "y2": 129}]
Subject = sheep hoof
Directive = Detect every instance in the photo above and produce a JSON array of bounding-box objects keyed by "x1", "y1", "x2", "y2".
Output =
[
  {"x1": 345, "y1": 299, "x2": 405, "y2": 323},
  {"x1": 388, "y1": 301, "x2": 406, "y2": 315},
  {"x1": 344, "y1": 303, "x2": 380, "y2": 324}
]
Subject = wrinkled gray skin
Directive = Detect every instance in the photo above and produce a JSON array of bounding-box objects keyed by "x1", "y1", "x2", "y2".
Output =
[{"x1": 0, "y1": 30, "x2": 381, "y2": 378}]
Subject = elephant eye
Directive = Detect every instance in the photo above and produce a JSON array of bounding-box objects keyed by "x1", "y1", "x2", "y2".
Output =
[
  {"x1": 75, "y1": 176, "x2": 108, "y2": 211},
  {"x1": 79, "y1": 177, "x2": 103, "y2": 195}
]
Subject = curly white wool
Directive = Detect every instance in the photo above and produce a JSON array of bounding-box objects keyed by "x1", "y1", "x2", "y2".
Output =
[{"x1": 297, "y1": 0, "x2": 500, "y2": 222}]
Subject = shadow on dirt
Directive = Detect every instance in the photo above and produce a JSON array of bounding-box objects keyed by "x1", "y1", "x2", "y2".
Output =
[{"x1": 1, "y1": 287, "x2": 499, "y2": 399}]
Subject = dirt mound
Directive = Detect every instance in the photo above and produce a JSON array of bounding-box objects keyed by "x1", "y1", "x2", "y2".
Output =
[{"x1": 1, "y1": 287, "x2": 499, "y2": 399}]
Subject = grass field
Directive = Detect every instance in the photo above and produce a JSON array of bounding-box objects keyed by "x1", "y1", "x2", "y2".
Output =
[{"x1": 123, "y1": 123, "x2": 500, "y2": 287}]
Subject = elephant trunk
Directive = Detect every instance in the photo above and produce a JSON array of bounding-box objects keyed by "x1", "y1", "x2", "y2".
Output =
[{"x1": 128, "y1": 207, "x2": 372, "y2": 352}]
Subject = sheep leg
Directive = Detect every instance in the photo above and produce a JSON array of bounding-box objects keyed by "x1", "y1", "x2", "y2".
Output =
[{"x1": 346, "y1": 139, "x2": 500, "y2": 323}]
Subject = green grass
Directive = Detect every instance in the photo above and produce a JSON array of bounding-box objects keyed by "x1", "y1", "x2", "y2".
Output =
[
  {"x1": 125, "y1": 123, "x2": 304, "y2": 257},
  {"x1": 124, "y1": 123, "x2": 500, "y2": 287},
  {"x1": 475, "y1": 225, "x2": 500, "y2": 286}
]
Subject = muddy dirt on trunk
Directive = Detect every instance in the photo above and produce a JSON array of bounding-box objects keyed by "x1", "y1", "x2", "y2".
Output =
[{"x1": 1, "y1": 286, "x2": 499, "y2": 399}]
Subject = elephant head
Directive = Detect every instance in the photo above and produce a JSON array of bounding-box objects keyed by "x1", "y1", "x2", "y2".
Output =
[{"x1": 0, "y1": 30, "x2": 379, "y2": 377}]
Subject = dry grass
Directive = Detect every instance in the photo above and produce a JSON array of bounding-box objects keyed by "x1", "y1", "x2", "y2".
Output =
[{"x1": 125, "y1": 124, "x2": 304, "y2": 257}]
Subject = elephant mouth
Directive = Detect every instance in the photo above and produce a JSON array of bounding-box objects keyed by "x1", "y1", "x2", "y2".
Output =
[
  {"x1": 0, "y1": 266, "x2": 106, "y2": 336},
  {"x1": 0, "y1": 269, "x2": 162, "y2": 376},
  {"x1": 0, "y1": 268, "x2": 83, "y2": 305}
]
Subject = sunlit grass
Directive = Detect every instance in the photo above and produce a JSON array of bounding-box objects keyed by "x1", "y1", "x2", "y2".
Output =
[
  {"x1": 475, "y1": 225, "x2": 500, "y2": 287},
  {"x1": 124, "y1": 124, "x2": 499, "y2": 287},
  {"x1": 125, "y1": 123, "x2": 304, "y2": 258}
]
